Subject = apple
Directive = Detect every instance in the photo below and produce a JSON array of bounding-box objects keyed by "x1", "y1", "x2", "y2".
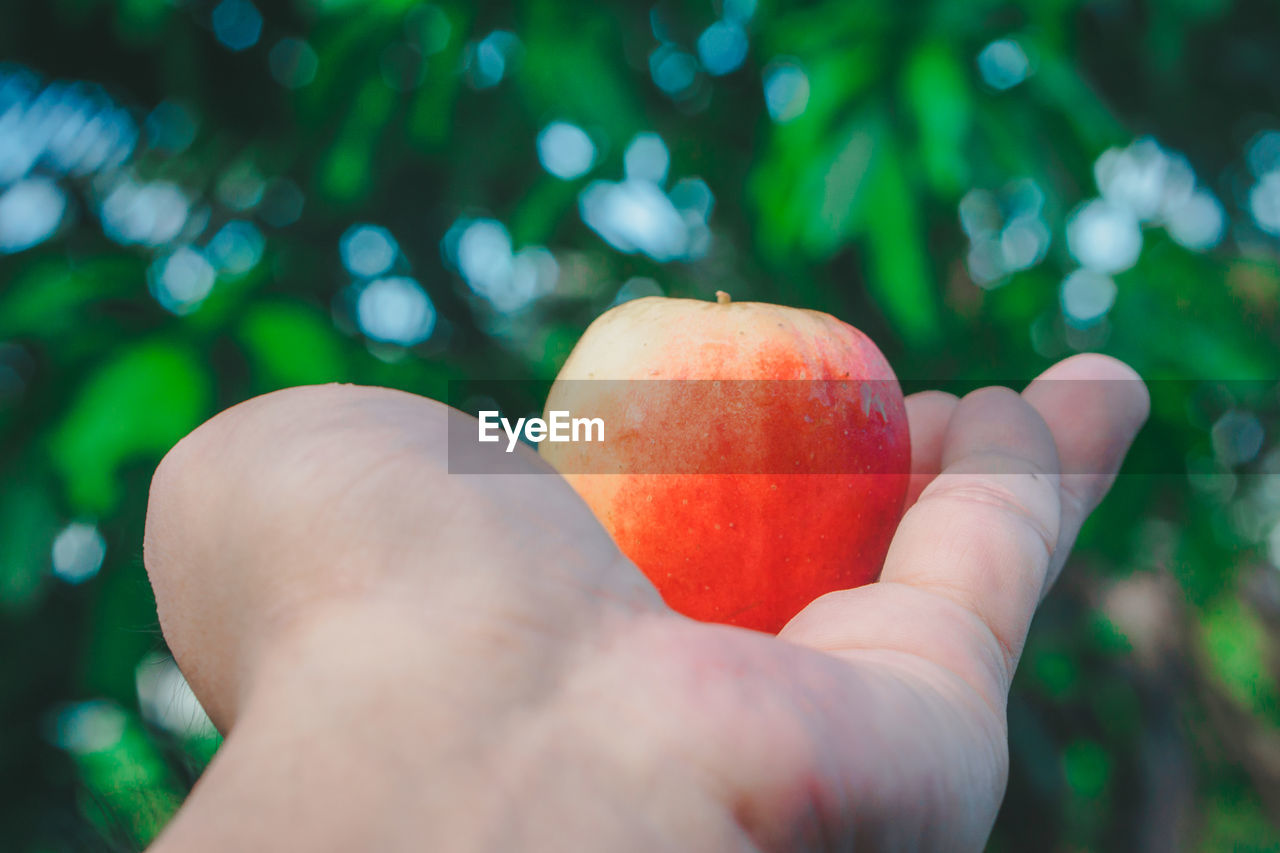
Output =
[{"x1": 540, "y1": 292, "x2": 910, "y2": 633}]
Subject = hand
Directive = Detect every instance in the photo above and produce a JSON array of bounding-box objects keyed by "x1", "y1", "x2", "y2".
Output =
[{"x1": 141, "y1": 354, "x2": 1148, "y2": 852}]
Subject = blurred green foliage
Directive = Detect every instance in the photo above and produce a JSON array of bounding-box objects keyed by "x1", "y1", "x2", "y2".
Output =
[{"x1": 1, "y1": 0, "x2": 1280, "y2": 850}]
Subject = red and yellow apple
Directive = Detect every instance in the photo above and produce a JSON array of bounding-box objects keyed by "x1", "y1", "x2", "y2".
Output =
[{"x1": 540, "y1": 292, "x2": 910, "y2": 633}]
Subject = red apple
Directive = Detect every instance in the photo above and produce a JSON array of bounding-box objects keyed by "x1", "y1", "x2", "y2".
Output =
[{"x1": 540, "y1": 292, "x2": 910, "y2": 633}]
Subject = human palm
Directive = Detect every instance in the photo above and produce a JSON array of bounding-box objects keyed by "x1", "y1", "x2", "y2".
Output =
[{"x1": 143, "y1": 354, "x2": 1146, "y2": 852}]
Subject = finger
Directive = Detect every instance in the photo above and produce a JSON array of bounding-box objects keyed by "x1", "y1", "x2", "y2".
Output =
[
  {"x1": 877, "y1": 387, "x2": 1062, "y2": 682},
  {"x1": 1021, "y1": 354, "x2": 1149, "y2": 589},
  {"x1": 783, "y1": 368, "x2": 1146, "y2": 706},
  {"x1": 903, "y1": 391, "x2": 959, "y2": 508}
]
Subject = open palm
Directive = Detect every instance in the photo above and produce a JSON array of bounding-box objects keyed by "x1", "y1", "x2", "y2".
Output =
[{"x1": 143, "y1": 354, "x2": 1147, "y2": 852}]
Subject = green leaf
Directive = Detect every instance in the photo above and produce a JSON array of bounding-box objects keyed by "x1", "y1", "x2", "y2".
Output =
[
  {"x1": 509, "y1": 177, "x2": 580, "y2": 247},
  {"x1": 1199, "y1": 784, "x2": 1280, "y2": 852},
  {"x1": 1030, "y1": 649, "x2": 1079, "y2": 699},
  {"x1": 749, "y1": 50, "x2": 880, "y2": 259},
  {"x1": 0, "y1": 258, "x2": 141, "y2": 339},
  {"x1": 1026, "y1": 52, "x2": 1127, "y2": 153},
  {"x1": 1197, "y1": 594, "x2": 1280, "y2": 721},
  {"x1": 860, "y1": 125, "x2": 944, "y2": 346},
  {"x1": 0, "y1": 469, "x2": 57, "y2": 612},
  {"x1": 49, "y1": 342, "x2": 211, "y2": 513},
  {"x1": 1061, "y1": 739, "x2": 1111, "y2": 800},
  {"x1": 805, "y1": 121, "x2": 875, "y2": 256},
  {"x1": 902, "y1": 40, "x2": 972, "y2": 195},
  {"x1": 320, "y1": 78, "x2": 397, "y2": 202},
  {"x1": 520, "y1": 7, "x2": 645, "y2": 146},
  {"x1": 116, "y1": 0, "x2": 170, "y2": 41},
  {"x1": 407, "y1": 3, "x2": 469, "y2": 146},
  {"x1": 73, "y1": 711, "x2": 182, "y2": 847},
  {"x1": 237, "y1": 302, "x2": 350, "y2": 388}
]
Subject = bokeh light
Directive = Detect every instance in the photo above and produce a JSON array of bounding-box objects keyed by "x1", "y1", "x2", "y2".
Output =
[
  {"x1": 0, "y1": 75, "x2": 136, "y2": 182},
  {"x1": 1000, "y1": 216, "x2": 1051, "y2": 272},
  {"x1": 958, "y1": 180, "x2": 1050, "y2": 286},
  {"x1": 211, "y1": 0, "x2": 263, "y2": 52},
  {"x1": 135, "y1": 653, "x2": 215, "y2": 738},
  {"x1": 355, "y1": 276, "x2": 437, "y2": 346},
  {"x1": 216, "y1": 161, "x2": 265, "y2": 212},
  {"x1": 762, "y1": 61, "x2": 810, "y2": 123},
  {"x1": 1053, "y1": 137, "x2": 1228, "y2": 273},
  {"x1": 721, "y1": 0, "x2": 757, "y2": 21},
  {"x1": 340, "y1": 224, "x2": 398, "y2": 278},
  {"x1": 1248, "y1": 171, "x2": 1280, "y2": 235},
  {"x1": 624, "y1": 132, "x2": 670, "y2": 185},
  {"x1": 144, "y1": 101, "x2": 197, "y2": 155},
  {"x1": 1212, "y1": 410, "x2": 1265, "y2": 467},
  {"x1": 206, "y1": 220, "x2": 265, "y2": 275},
  {"x1": 1066, "y1": 199, "x2": 1142, "y2": 274},
  {"x1": 537, "y1": 121, "x2": 596, "y2": 180},
  {"x1": 965, "y1": 240, "x2": 1005, "y2": 287},
  {"x1": 959, "y1": 188, "x2": 1003, "y2": 239},
  {"x1": 650, "y1": 45, "x2": 700, "y2": 98},
  {"x1": 1095, "y1": 138, "x2": 1194, "y2": 222},
  {"x1": 148, "y1": 247, "x2": 217, "y2": 314},
  {"x1": 1267, "y1": 520, "x2": 1280, "y2": 570},
  {"x1": 258, "y1": 177, "x2": 304, "y2": 227},
  {"x1": 450, "y1": 218, "x2": 513, "y2": 289},
  {"x1": 697, "y1": 21, "x2": 749, "y2": 76},
  {"x1": 1246, "y1": 129, "x2": 1280, "y2": 178},
  {"x1": 443, "y1": 217, "x2": 559, "y2": 312},
  {"x1": 1164, "y1": 189, "x2": 1225, "y2": 251},
  {"x1": 507, "y1": 247, "x2": 560, "y2": 311},
  {"x1": 580, "y1": 179, "x2": 689, "y2": 261},
  {"x1": 669, "y1": 177, "x2": 714, "y2": 220},
  {"x1": 978, "y1": 38, "x2": 1030, "y2": 90},
  {"x1": 100, "y1": 178, "x2": 190, "y2": 247},
  {"x1": 1060, "y1": 269, "x2": 1118, "y2": 328},
  {"x1": 0, "y1": 70, "x2": 40, "y2": 183},
  {"x1": 613, "y1": 276, "x2": 663, "y2": 305},
  {"x1": 467, "y1": 31, "x2": 521, "y2": 89},
  {"x1": 50, "y1": 522, "x2": 106, "y2": 585},
  {"x1": 44, "y1": 700, "x2": 125, "y2": 754},
  {"x1": 0, "y1": 177, "x2": 65, "y2": 253},
  {"x1": 578, "y1": 132, "x2": 716, "y2": 262},
  {"x1": 270, "y1": 38, "x2": 319, "y2": 89},
  {"x1": 29, "y1": 83, "x2": 136, "y2": 175}
]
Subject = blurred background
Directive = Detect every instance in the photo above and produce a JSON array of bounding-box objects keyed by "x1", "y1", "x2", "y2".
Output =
[{"x1": 0, "y1": 0, "x2": 1278, "y2": 849}]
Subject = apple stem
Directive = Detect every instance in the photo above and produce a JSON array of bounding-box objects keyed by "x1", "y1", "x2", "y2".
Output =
[{"x1": 715, "y1": 291, "x2": 731, "y2": 304}]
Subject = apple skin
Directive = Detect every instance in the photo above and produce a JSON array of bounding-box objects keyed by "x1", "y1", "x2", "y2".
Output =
[{"x1": 540, "y1": 293, "x2": 910, "y2": 634}]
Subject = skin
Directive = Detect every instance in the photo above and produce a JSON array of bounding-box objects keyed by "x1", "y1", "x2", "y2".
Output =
[{"x1": 142, "y1": 353, "x2": 1148, "y2": 852}]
